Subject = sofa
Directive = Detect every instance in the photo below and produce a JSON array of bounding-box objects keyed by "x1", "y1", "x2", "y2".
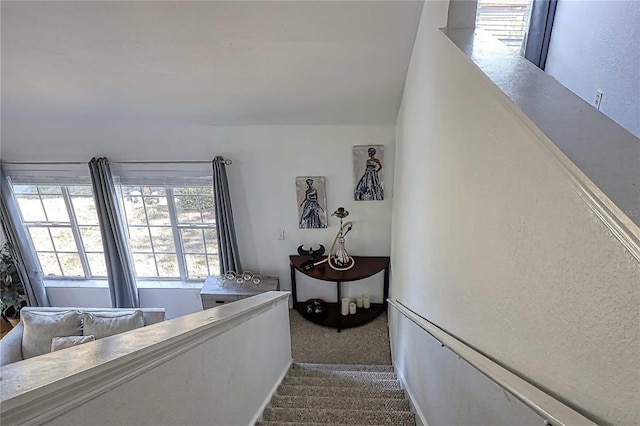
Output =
[{"x1": 0, "y1": 307, "x2": 166, "y2": 366}]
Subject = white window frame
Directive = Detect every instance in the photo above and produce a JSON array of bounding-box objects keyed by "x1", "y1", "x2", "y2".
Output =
[
  {"x1": 117, "y1": 179, "x2": 219, "y2": 281},
  {"x1": 10, "y1": 180, "x2": 105, "y2": 280}
]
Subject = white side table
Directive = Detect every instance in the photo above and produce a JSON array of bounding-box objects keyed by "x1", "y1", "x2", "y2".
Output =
[{"x1": 200, "y1": 276, "x2": 279, "y2": 309}]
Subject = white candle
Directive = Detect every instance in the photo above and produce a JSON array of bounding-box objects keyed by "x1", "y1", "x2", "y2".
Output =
[
  {"x1": 341, "y1": 298, "x2": 350, "y2": 316},
  {"x1": 349, "y1": 302, "x2": 357, "y2": 315},
  {"x1": 363, "y1": 295, "x2": 370, "y2": 309}
]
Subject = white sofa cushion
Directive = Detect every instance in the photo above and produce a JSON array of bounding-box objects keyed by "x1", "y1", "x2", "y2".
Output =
[
  {"x1": 51, "y1": 335, "x2": 96, "y2": 352},
  {"x1": 21, "y1": 310, "x2": 82, "y2": 359},
  {"x1": 82, "y1": 310, "x2": 144, "y2": 339}
]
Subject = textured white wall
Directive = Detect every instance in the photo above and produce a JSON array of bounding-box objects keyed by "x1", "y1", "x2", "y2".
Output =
[
  {"x1": 3, "y1": 125, "x2": 395, "y2": 306},
  {"x1": 390, "y1": 2, "x2": 640, "y2": 425},
  {"x1": 45, "y1": 286, "x2": 203, "y2": 319},
  {"x1": 545, "y1": 0, "x2": 640, "y2": 137}
]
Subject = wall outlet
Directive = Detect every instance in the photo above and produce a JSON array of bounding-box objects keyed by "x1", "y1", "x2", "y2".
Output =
[
  {"x1": 277, "y1": 229, "x2": 285, "y2": 240},
  {"x1": 594, "y1": 90, "x2": 604, "y2": 110}
]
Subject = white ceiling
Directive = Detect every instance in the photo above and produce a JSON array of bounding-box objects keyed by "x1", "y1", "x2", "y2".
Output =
[{"x1": 1, "y1": 1, "x2": 424, "y2": 126}]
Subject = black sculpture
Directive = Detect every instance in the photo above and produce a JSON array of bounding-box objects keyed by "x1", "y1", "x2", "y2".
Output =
[{"x1": 297, "y1": 244, "x2": 325, "y2": 270}]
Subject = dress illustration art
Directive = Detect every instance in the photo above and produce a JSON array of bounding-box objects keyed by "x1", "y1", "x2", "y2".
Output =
[
  {"x1": 296, "y1": 177, "x2": 328, "y2": 229},
  {"x1": 353, "y1": 145, "x2": 384, "y2": 201}
]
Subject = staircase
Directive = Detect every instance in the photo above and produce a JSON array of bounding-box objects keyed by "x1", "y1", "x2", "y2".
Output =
[{"x1": 257, "y1": 363, "x2": 415, "y2": 426}]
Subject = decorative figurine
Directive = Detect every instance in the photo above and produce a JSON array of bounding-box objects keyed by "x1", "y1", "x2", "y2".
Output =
[{"x1": 329, "y1": 207, "x2": 354, "y2": 270}]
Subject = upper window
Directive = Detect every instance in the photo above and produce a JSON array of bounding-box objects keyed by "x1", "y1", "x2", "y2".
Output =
[
  {"x1": 118, "y1": 183, "x2": 219, "y2": 280},
  {"x1": 13, "y1": 184, "x2": 107, "y2": 279},
  {"x1": 476, "y1": 0, "x2": 533, "y2": 51}
]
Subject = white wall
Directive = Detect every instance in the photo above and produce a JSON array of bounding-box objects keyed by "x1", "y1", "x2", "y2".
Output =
[
  {"x1": 391, "y1": 2, "x2": 640, "y2": 426},
  {"x1": 545, "y1": 0, "x2": 640, "y2": 137},
  {"x1": 3, "y1": 124, "x2": 395, "y2": 309},
  {"x1": 45, "y1": 286, "x2": 203, "y2": 319}
]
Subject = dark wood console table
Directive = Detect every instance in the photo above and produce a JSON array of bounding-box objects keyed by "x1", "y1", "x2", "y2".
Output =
[{"x1": 289, "y1": 255, "x2": 390, "y2": 332}]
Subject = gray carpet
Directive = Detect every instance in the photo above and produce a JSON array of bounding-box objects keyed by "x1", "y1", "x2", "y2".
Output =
[
  {"x1": 289, "y1": 309, "x2": 392, "y2": 365},
  {"x1": 258, "y1": 363, "x2": 415, "y2": 426}
]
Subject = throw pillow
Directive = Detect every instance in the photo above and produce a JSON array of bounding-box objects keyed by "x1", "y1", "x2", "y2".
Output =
[
  {"x1": 51, "y1": 335, "x2": 96, "y2": 352},
  {"x1": 82, "y1": 310, "x2": 144, "y2": 339},
  {"x1": 21, "y1": 310, "x2": 83, "y2": 359}
]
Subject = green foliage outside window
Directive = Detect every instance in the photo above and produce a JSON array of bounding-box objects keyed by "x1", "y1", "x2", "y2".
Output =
[{"x1": 176, "y1": 188, "x2": 214, "y2": 211}]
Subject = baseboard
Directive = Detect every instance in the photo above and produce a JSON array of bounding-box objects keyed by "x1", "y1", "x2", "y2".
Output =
[
  {"x1": 395, "y1": 365, "x2": 430, "y2": 426},
  {"x1": 248, "y1": 357, "x2": 293, "y2": 426}
]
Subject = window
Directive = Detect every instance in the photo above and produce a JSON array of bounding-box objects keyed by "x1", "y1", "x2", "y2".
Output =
[
  {"x1": 118, "y1": 183, "x2": 218, "y2": 280},
  {"x1": 476, "y1": 0, "x2": 533, "y2": 52},
  {"x1": 12, "y1": 183, "x2": 107, "y2": 279}
]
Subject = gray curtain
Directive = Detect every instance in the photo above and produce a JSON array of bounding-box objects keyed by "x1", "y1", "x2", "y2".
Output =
[
  {"x1": 212, "y1": 157, "x2": 242, "y2": 274},
  {"x1": 89, "y1": 158, "x2": 139, "y2": 308},
  {"x1": 0, "y1": 166, "x2": 50, "y2": 307}
]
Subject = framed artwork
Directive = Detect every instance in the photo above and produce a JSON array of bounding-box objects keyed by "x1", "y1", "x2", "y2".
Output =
[
  {"x1": 353, "y1": 145, "x2": 384, "y2": 201},
  {"x1": 296, "y1": 176, "x2": 328, "y2": 229}
]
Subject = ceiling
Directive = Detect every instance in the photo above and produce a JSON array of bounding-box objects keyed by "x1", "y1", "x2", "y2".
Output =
[{"x1": 1, "y1": 1, "x2": 424, "y2": 126}]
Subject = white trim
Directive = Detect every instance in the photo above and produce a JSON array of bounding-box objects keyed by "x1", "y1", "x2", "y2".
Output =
[
  {"x1": 43, "y1": 278, "x2": 204, "y2": 289},
  {"x1": 248, "y1": 358, "x2": 293, "y2": 426},
  {"x1": 439, "y1": 28, "x2": 640, "y2": 263},
  {"x1": 388, "y1": 299, "x2": 598, "y2": 426},
  {"x1": 0, "y1": 291, "x2": 291, "y2": 425}
]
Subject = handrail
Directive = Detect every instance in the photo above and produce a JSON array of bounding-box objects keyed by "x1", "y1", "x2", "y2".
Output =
[
  {"x1": 1, "y1": 291, "x2": 290, "y2": 425},
  {"x1": 387, "y1": 299, "x2": 598, "y2": 426}
]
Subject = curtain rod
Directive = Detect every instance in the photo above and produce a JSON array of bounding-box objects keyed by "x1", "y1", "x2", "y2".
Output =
[{"x1": 1, "y1": 159, "x2": 233, "y2": 166}]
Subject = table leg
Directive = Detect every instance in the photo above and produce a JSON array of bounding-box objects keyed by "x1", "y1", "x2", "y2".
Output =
[{"x1": 336, "y1": 281, "x2": 342, "y2": 333}]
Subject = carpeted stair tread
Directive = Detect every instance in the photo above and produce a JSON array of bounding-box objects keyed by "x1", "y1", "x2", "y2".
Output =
[
  {"x1": 262, "y1": 407, "x2": 415, "y2": 426},
  {"x1": 288, "y1": 369, "x2": 398, "y2": 380},
  {"x1": 271, "y1": 395, "x2": 409, "y2": 411},
  {"x1": 256, "y1": 422, "x2": 387, "y2": 426},
  {"x1": 276, "y1": 384, "x2": 406, "y2": 399},
  {"x1": 282, "y1": 376, "x2": 402, "y2": 389},
  {"x1": 293, "y1": 363, "x2": 394, "y2": 373}
]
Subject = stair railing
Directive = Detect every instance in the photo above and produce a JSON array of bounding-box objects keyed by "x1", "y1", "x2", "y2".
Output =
[{"x1": 387, "y1": 298, "x2": 598, "y2": 426}]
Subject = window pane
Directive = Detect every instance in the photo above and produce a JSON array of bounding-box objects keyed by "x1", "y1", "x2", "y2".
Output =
[
  {"x1": 150, "y1": 227, "x2": 175, "y2": 253},
  {"x1": 207, "y1": 255, "x2": 220, "y2": 275},
  {"x1": 128, "y1": 227, "x2": 152, "y2": 252},
  {"x1": 71, "y1": 196, "x2": 99, "y2": 225},
  {"x1": 67, "y1": 186, "x2": 93, "y2": 196},
  {"x1": 38, "y1": 186, "x2": 62, "y2": 195},
  {"x1": 16, "y1": 196, "x2": 46, "y2": 222},
  {"x1": 198, "y1": 187, "x2": 213, "y2": 195},
  {"x1": 141, "y1": 186, "x2": 166, "y2": 196},
  {"x1": 144, "y1": 198, "x2": 171, "y2": 225},
  {"x1": 476, "y1": 0, "x2": 532, "y2": 51},
  {"x1": 174, "y1": 196, "x2": 203, "y2": 223},
  {"x1": 201, "y1": 197, "x2": 216, "y2": 223},
  {"x1": 13, "y1": 185, "x2": 37, "y2": 194},
  {"x1": 49, "y1": 227, "x2": 78, "y2": 252},
  {"x1": 132, "y1": 254, "x2": 158, "y2": 277},
  {"x1": 86, "y1": 253, "x2": 108, "y2": 277},
  {"x1": 41, "y1": 195, "x2": 70, "y2": 222},
  {"x1": 185, "y1": 254, "x2": 208, "y2": 279},
  {"x1": 28, "y1": 227, "x2": 55, "y2": 251},
  {"x1": 181, "y1": 229, "x2": 205, "y2": 253},
  {"x1": 58, "y1": 253, "x2": 84, "y2": 276},
  {"x1": 204, "y1": 229, "x2": 218, "y2": 254},
  {"x1": 79, "y1": 226, "x2": 104, "y2": 252},
  {"x1": 123, "y1": 196, "x2": 147, "y2": 225},
  {"x1": 156, "y1": 254, "x2": 179, "y2": 277},
  {"x1": 38, "y1": 253, "x2": 61, "y2": 276}
]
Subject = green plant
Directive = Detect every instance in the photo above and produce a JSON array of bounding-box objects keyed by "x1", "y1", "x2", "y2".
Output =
[{"x1": 0, "y1": 243, "x2": 27, "y2": 319}]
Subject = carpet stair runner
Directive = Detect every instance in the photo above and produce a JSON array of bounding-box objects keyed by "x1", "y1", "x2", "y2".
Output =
[{"x1": 257, "y1": 362, "x2": 415, "y2": 426}]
